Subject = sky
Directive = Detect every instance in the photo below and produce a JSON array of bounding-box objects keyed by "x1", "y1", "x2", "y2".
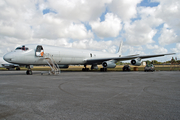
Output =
[{"x1": 0, "y1": 0, "x2": 180, "y2": 62}]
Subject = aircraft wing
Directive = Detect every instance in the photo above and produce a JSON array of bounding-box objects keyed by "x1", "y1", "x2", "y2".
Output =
[
  {"x1": 134, "y1": 53, "x2": 176, "y2": 59},
  {"x1": 85, "y1": 53, "x2": 175, "y2": 64}
]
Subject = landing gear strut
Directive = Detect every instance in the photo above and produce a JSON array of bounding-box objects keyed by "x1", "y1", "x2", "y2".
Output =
[
  {"x1": 82, "y1": 65, "x2": 89, "y2": 71},
  {"x1": 26, "y1": 65, "x2": 33, "y2": 75}
]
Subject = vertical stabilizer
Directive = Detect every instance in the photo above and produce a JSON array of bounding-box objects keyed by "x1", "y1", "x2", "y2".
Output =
[{"x1": 117, "y1": 41, "x2": 123, "y2": 57}]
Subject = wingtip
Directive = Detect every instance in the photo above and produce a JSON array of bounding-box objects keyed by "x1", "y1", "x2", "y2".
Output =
[{"x1": 168, "y1": 53, "x2": 176, "y2": 55}]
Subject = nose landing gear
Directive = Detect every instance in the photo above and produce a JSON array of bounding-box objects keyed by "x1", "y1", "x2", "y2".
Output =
[
  {"x1": 26, "y1": 65, "x2": 33, "y2": 75},
  {"x1": 26, "y1": 69, "x2": 32, "y2": 75}
]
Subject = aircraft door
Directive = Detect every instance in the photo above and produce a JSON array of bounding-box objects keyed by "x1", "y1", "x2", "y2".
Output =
[{"x1": 35, "y1": 45, "x2": 44, "y2": 57}]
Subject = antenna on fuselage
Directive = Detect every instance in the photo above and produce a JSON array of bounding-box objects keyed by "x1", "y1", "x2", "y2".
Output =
[{"x1": 117, "y1": 41, "x2": 123, "y2": 57}]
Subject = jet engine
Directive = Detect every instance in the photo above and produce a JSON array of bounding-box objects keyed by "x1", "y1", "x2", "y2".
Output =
[
  {"x1": 131, "y1": 58, "x2": 141, "y2": 66},
  {"x1": 102, "y1": 61, "x2": 116, "y2": 68}
]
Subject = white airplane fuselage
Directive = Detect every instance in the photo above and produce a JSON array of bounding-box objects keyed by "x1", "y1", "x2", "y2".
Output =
[
  {"x1": 3, "y1": 44, "x2": 119, "y2": 65},
  {"x1": 3, "y1": 44, "x2": 175, "y2": 75}
]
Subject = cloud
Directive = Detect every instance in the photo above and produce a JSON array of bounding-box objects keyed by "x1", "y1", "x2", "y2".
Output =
[
  {"x1": 124, "y1": 0, "x2": 180, "y2": 46},
  {"x1": 122, "y1": 45, "x2": 145, "y2": 55},
  {"x1": 137, "y1": 7, "x2": 163, "y2": 27},
  {"x1": 32, "y1": 14, "x2": 94, "y2": 40},
  {"x1": 146, "y1": 44, "x2": 168, "y2": 54},
  {"x1": 123, "y1": 20, "x2": 156, "y2": 46},
  {"x1": 71, "y1": 39, "x2": 116, "y2": 53},
  {"x1": 171, "y1": 43, "x2": 180, "y2": 53},
  {"x1": 108, "y1": 0, "x2": 142, "y2": 20},
  {"x1": 123, "y1": 5, "x2": 168, "y2": 46},
  {"x1": 153, "y1": 0, "x2": 180, "y2": 45},
  {"x1": 153, "y1": 0, "x2": 180, "y2": 30},
  {"x1": 0, "y1": 0, "x2": 94, "y2": 41},
  {"x1": 47, "y1": 0, "x2": 112, "y2": 21},
  {"x1": 158, "y1": 24, "x2": 179, "y2": 45},
  {"x1": 171, "y1": 43, "x2": 180, "y2": 59},
  {"x1": 0, "y1": 0, "x2": 36, "y2": 39},
  {"x1": 90, "y1": 13, "x2": 122, "y2": 38}
]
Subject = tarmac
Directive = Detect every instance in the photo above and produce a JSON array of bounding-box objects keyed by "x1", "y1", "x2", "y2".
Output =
[{"x1": 0, "y1": 71, "x2": 180, "y2": 120}]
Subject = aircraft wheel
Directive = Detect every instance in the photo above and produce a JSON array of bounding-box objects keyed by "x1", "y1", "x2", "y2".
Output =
[
  {"x1": 100, "y1": 68, "x2": 107, "y2": 72},
  {"x1": 82, "y1": 68, "x2": 89, "y2": 71},
  {"x1": 26, "y1": 70, "x2": 29, "y2": 75},
  {"x1": 26, "y1": 70, "x2": 32, "y2": 75},
  {"x1": 29, "y1": 70, "x2": 32, "y2": 75},
  {"x1": 16, "y1": 67, "x2": 20, "y2": 70}
]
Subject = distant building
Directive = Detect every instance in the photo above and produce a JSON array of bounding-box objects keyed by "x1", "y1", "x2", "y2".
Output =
[{"x1": 142, "y1": 62, "x2": 146, "y2": 66}]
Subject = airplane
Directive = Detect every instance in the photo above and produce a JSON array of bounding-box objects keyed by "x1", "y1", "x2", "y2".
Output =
[
  {"x1": 3, "y1": 44, "x2": 175, "y2": 75},
  {"x1": 0, "y1": 57, "x2": 20, "y2": 70}
]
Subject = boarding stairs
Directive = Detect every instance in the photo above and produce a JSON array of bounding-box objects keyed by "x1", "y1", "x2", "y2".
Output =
[{"x1": 43, "y1": 53, "x2": 60, "y2": 75}]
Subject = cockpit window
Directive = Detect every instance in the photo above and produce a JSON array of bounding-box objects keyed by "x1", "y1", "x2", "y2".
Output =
[{"x1": 15, "y1": 46, "x2": 29, "y2": 51}]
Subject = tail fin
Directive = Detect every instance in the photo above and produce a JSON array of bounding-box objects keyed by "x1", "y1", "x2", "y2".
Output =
[{"x1": 117, "y1": 41, "x2": 123, "y2": 57}]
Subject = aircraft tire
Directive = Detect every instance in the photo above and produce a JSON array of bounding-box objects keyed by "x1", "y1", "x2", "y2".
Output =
[
  {"x1": 26, "y1": 70, "x2": 32, "y2": 75},
  {"x1": 26, "y1": 70, "x2": 29, "y2": 75},
  {"x1": 29, "y1": 70, "x2": 32, "y2": 75},
  {"x1": 16, "y1": 67, "x2": 20, "y2": 70},
  {"x1": 100, "y1": 68, "x2": 107, "y2": 72},
  {"x1": 82, "y1": 68, "x2": 89, "y2": 71}
]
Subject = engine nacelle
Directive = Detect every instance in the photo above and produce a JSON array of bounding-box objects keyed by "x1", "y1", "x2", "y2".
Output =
[
  {"x1": 58, "y1": 65, "x2": 69, "y2": 68},
  {"x1": 131, "y1": 59, "x2": 141, "y2": 66},
  {"x1": 102, "y1": 61, "x2": 116, "y2": 68}
]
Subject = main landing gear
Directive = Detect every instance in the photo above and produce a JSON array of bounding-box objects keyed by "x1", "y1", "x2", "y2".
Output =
[
  {"x1": 16, "y1": 67, "x2": 21, "y2": 70},
  {"x1": 82, "y1": 65, "x2": 89, "y2": 71},
  {"x1": 82, "y1": 64, "x2": 107, "y2": 72},
  {"x1": 26, "y1": 65, "x2": 33, "y2": 75},
  {"x1": 100, "y1": 68, "x2": 107, "y2": 72}
]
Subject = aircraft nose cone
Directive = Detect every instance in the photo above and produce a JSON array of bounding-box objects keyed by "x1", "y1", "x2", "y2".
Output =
[{"x1": 3, "y1": 53, "x2": 13, "y2": 62}]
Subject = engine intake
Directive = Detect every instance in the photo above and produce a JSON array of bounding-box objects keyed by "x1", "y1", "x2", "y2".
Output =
[
  {"x1": 131, "y1": 59, "x2": 141, "y2": 66},
  {"x1": 102, "y1": 61, "x2": 116, "y2": 68}
]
